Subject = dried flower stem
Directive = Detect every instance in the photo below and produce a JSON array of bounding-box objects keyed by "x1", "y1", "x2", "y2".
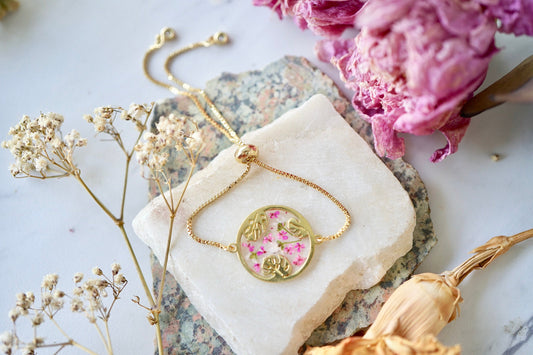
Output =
[
  {"x1": 446, "y1": 228, "x2": 533, "y2": 286},
  {"x1": 49, "y1": 317, "x2": 98, "y2": 355},
  {"x1": 93, "y1": 322, "x2": 111, "y2": 354}
]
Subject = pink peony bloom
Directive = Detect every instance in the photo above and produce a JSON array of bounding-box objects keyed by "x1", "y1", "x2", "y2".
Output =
[
  {"x1": 291, "y1": 0, "x2": 365, "y2": 37},
  {"x1": 476, "y1": 0, "x2": 533, "y2": 35},
  {"x1": 318, "y1": 0, "x2": 498, "y2": 161},
  {"x1": 254, "y1": 0, "x2": 365, "y2": 37}
]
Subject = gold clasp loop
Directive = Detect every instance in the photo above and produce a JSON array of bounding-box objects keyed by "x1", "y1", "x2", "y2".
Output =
[
  {"x1": 154, "y1": 27, "x2": 177, "y2": 48},
  {"x1": 227, "y1": 243, "x2": 238, "y2": 253},
  {"x1": 206, "y1": 32, "x2": 229, "y2": 46}
]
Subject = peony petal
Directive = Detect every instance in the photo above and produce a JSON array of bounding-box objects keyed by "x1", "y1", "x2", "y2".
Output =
[
  {"x1": 430, "y1": 113, "x2": 471, "y2": 163},
  {"x1": 315, "y1": 38, "x2": 356, "y2": 63}
]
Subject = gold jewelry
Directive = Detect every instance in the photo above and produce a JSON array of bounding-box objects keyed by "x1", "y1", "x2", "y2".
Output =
[{"x1": 144, "y1": 28, "x2": 351, "y2": 282}]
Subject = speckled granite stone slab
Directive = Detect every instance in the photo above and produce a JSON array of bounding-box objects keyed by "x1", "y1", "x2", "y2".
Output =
[{"x1": 148, "y1": 56, "x2": 436, "y2": 354}]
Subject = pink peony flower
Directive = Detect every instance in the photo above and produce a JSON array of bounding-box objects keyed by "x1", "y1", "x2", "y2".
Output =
[
  {"x1": 252, "y1": 0, "x2": 298, "y2": 19},
  {"x1": 291, "y1": 0, "x2": 365, "y2": 37},
  {"x1": 476, "y1": 0, "x2": 533, "y2": 35},
  {"x1": 254, "y1": 0, "x2": 365, "y2": 37},
  {"x1": 318, "y1": 0, "x2": 498, "y2": 161}
]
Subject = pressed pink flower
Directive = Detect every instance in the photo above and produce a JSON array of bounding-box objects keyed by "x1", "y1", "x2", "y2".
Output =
[
  {"x1": 278, "y1": 230, "x2": 289, "y2": 240},
  {"x1": 284, "y1": 244, "x2": 294, "y2": 255},
  {"x1": 269, "y1": 210, "x2": 280, "y2": 219},
  {"x1": 294, "y1": 242, "x2": 305, "y2": 253},
  {"x1": 291, "y1": 0, "x2": 365, "y2": 37},
  {"x1": 317, "y1": 0, "x2": 498, "y2": 161},
  {"x1": 263, "y1": 233, "x2": 274, "y2": 243},
  {"x1": 293, "y1": 255, "x2": 306, "y2": 266},
  {"x1": 257, "y1": 246, "x2": 267, "y2": 256},
  {"x1": 242, "y1": 242, "x2": 255, "y2": 253},
  {"x1": 253, "y1": 263, "x2": 261, "y2": 273}
]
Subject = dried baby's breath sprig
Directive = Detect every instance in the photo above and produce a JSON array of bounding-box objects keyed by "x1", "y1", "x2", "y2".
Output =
[
  {"x1": 135, "y1": 113, "x2": 204, "y2": 182},
  {"x1": 3, "y1": 266, "x2": 127, "y2": 355},
  {"x1": 0, "y1": 0, "x2": 19, "y2": 20},
  {"x1": 2, "y1": 113, "x2": 87, "y2": 178},
  {"x1": 4, "y1": 102, "x2": 202, "y2": 355},
  {"x1": 134, "y1": 113, "x2": 204, "y2": 348}
]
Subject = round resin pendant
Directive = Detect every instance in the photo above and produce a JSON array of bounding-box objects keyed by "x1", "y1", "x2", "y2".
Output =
[{"x1": 236, "y1": 206, "x2": 316, "y2": 282}]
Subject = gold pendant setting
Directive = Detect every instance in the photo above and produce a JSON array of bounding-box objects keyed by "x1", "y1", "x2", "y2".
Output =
[{"x1": 236, "y1": 206, "x2": 316, "y2": 282}]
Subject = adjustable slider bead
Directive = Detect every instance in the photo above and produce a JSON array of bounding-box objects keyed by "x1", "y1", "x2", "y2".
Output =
[{"x1": 235, "y1": 144, "x2": 258, "y2": 164}]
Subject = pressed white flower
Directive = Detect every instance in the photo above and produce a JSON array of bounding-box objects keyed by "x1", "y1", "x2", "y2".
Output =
[{"x1": 53, "y1": 290, "x2": 65, "y2": 299}]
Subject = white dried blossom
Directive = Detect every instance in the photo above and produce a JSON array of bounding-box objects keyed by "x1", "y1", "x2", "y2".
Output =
[
  {"x1": 53, "y1": 290, "x2": 65, "y2": 299},
  {"x1": 91, "y1": 267, "x2": 103, "y2": 276},
  {"x1": 185, "y1": 131, "x2": 204, "y2": 151},
  {"x1": 72, "y1": 286, "x2": 83, "y2": 297},
  {"x1": 49, "y1": 297, "x2": 64, "y2": 312},
  {"x1": 41, "y1": 274, "x2": 58, "y2": 291},
  {"x1": 0, "y1": 331, "x2": 14, "y2": 353},
  {"x1": 111, "y1": 263, "x2": 121, "y2": 275},
  {"x1": 22, "y1": 343, "x2": 35, "y2": 355},
  {"x1": 70, "y1": 297, "x2": 84, "y2": 312},
  {"x1": 41, "y1": 293, "x2": 52, "y2": 307},
  {"x1": 2, "y1": 112, "x2": 88, "y2": 178},
  {"x1": 113, "y1": 274, "x2": 126, "y2": 285},
  {"x1": 73, "y1": 272, "x2": 83, "y2": 283},
  {"x1": 16, "y1": 292, "x2": 34, "y2": 312},
  {"x1": 135, "y1": 113, "x2": 202, "y2": 175},
  {"x1": 122, "y1": 103, "x2": 149, "y2": 121},
  {"x1": 8, "y1": 307, "x2": 21, "y2": 322},
  {"x1": 31, "y1": 313, "x2": 44, "y2": 327}
]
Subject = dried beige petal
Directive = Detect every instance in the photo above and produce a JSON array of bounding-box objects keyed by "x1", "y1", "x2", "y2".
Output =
[
  {"x1": 305, "y1": 334, "x2": 460, "y2": 355},
  {"x1": 364, "y1": 273, "x2": 462, "y2": 341}
]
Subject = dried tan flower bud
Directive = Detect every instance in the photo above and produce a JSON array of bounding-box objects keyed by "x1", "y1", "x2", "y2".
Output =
[
  {"x1": 364, "y1": 273, "x2": 462, "y2": 341},
  {"x1": 305, "y1": 334, "x2": 460, "y2": 355}
]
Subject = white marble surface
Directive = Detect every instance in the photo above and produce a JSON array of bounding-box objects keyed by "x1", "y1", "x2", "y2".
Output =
[{"x1": 0, "y1": 1, "x2": 532, "y2": 354}]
